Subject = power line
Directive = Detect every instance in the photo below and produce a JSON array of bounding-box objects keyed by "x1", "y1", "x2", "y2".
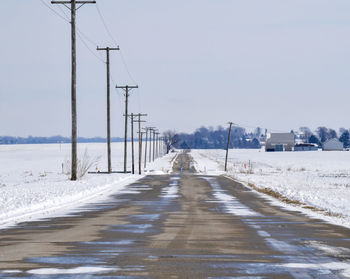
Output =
[
  {"x1": 76, "y1": 31, "x2": 104, "y2": 63},
  {"x1": 95, "y1": 2, "x2": 138, "y2": 84},
  {"x1": 57, "y1": 3, "x2": 70, "y2": 20},
  {"x1": 119, "y1": 50, "x2": 138, "y2": 85},
  {"x1": 39, "y1": 0, "x2": 70, "y2": 23},
  {"x1": 40, "y1": 0, "x2": 104, "y2": 64},
  {"x1": 111, "y1": 75, "x2": 124, "y2": 112},
  {"x1": 95, "y1": 3, "x2": 119, "y2": 46}
]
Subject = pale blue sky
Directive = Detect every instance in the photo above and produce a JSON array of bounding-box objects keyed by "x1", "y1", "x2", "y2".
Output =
[{"x1": 1, "y1": 0, "x2": 350, "y2": 137}]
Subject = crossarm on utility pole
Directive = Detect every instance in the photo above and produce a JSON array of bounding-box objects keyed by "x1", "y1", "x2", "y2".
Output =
[{"x1": 52, "y1": 1, "x2": 96, "y2": 4}]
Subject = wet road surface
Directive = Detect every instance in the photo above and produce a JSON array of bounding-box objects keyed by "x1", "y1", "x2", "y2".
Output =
[{"x1": 0, "y1": 152, "x2": 350, "y2": 278}]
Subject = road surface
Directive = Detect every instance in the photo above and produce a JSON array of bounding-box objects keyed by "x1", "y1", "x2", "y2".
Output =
[{"x1": 0, "y1": 152, "x2": 349, "y2": 278}]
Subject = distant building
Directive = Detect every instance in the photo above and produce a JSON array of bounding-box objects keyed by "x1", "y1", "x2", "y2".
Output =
[
  {"x1": 265, "y1": 133, "x2": 295, "y2": 152},
  {"x1": 294, "y1": 143, "x2": 318, "y2": 151},
  {"x1": 323, "y1": 138, "x2": 343, "y2": 151}
]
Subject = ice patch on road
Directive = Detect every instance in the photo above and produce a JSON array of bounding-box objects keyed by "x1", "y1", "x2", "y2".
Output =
[
  {"x1": 26, "y1": 266, "x2": 117, "y2": 274},
  {"x1": 203, "y1": 177, "x2": 260, "y2": 217},
  {"x1": 279, "y1": 262, "x2": 350, "y2": 278},
  {"x1": 257, "y1": 230, "x2": 271, "y2": 238},
  {"x1": 160, "y1": 177, "x2": 180, "y2": 199},
  {"x1": 307, "y1": 241, "x2": 350, "y2": 257}
]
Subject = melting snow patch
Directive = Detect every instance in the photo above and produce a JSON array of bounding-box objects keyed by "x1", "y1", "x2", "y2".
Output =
[
  {"x1": 264, "y1": 238, "x2": 299, "y2": 253},
  {"x1": 279, "y1": 262, "x2": 350, "y2": 278},
  {"x1": 307, "y1": 241, "x2": 350, "y2": 257},
  {"x1": 160, "y1": 179, "x2": 179, "y2": 199},
  {"x1": 257, "y1": 230, "x2": 271, "y2": 238},
  {"x1": 27, "y1": 266, "x2": 117, "y2": 275},
  {"x1": 203, "y1": 177, "x2": 260, "y2": 217},
  {"x1": 2, "y1": 270, "x2": 21, "y2": 273}
]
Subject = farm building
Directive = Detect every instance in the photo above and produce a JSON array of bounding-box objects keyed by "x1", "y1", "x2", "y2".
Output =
[
  {"x1": 323, "y1": 138, "x2": 343, "y2": 151},
  {"x1": 265, "y1": 133, "x2": 295, "y2": 152},
  {"x1": 294, "y1": 143, "x2": 318, "y2": 151}
]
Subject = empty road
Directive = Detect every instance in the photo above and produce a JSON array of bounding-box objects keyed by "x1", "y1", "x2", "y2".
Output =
[{"x1": 0, "y1": 152, "x2": 349, "y2": 278}]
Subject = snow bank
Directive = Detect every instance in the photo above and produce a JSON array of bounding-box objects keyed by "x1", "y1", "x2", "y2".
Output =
[
  {"x1": 191, "y1": 149, "x2": 350, "y2": 228},
  {"x1": 0, "y1": 143, "x2": 176, "y2": 229}
]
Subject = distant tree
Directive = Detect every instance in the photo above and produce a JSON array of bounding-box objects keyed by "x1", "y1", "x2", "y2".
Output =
[
  {"x1": 299, "y1": 127, "x2": 312, "y2": 143},
  {"x1": 309, "y1": 135, "x2": 321, "y2": 147},
  {"x1": 254, "y1": 127, "x2": 262, "y2": 138},
  {"x1": 328, "y1": 129, "x2": 337, "y2": 139},
  {"x1": 316, "y1": 127, "x2": 329, "y2": 143},
  {"x1": 251, "y1": 138, "x2": 261, "y2": 149},
  {"x1": 163, "y1": 130, "x2": 179, "y2": 153},
  {"x1": 339, "y1": 127, "x2": 347, "y2": 135},
  {"x1": 339, "y1": 130, "x2": 350, "y2": 148}
]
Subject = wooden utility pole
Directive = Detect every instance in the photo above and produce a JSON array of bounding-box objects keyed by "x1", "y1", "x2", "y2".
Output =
[
  {"x1": 155, "y1": 132, "x2": 160, "y2": 159},
  {"x1": 97, "y1": 46, "x2": 119, "y2": 173},
  {"x1": 116, "y1": 85, "x2": 138, "y2": 173},
  {"x1": 133, "y1": 114, "x2": 147, "y2": 174},
  {"x1": 225, "y1": 122, "x2": 234, "y2": 172},
  {"x1": 130, "y1": 113, "x2": 135, "y2": 174},
  {"x1": 126, "y1": 113, "x2": 146, "y2": 174},
  {"x1": 152, "y1": 129, "x2": 157, "y2": 162},
  {"x1": 138, "y1": 131, "x2": 145, "y2": 173},
  {"x1": 143, "y1": 128, "x2": 148, "y2": 169},
  {"x1": 143, "y1": 127, "x2": 155, "y2": 169},
  {"x1": 51, "y1": 0, "x2": 96, "y2": 181},
  {"x1": 149, "y1": 128, "x2": 154, "y2": 163}
]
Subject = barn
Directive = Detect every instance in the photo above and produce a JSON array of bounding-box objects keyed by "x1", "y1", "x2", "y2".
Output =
[
  {"x1": 265, "y1": 133, "x2": 295, "y2": 152},
  {"x1": 323, "y1": 138, "x2": 343, "y2": 151}
]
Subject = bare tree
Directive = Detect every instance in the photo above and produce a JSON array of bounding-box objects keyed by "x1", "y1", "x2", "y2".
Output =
[
  {"x1": 163, "y1": 130, "x2": 178, "y2": 153},
  {"x1": 299, "y1": 127, "x2": 312, "y2": 143}
]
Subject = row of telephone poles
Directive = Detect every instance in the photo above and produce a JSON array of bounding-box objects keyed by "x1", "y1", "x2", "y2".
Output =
[{"x1": 51, "y1": 0, "x2": 165, "y2": 180}]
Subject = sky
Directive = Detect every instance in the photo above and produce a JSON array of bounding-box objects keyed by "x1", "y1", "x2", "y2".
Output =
[{"x1": 1, "y1": 0, "x2": 350, "y2": 137}]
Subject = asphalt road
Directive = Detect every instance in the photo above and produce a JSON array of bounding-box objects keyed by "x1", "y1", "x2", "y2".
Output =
[{"x1": 0, "y1": 152, "x2": 349, "y2": 278}]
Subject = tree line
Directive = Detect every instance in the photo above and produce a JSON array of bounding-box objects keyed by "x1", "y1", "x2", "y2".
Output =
[
  {"x1": 168, "y1": 126, "x2": 261, "y2": 150},
  {"x1": 166, "y1": 125, "x2": 350, "y2": 150},
  {"x1": 0, "y1": 136, "x2": 124, "y2": 145},
  {"x1": 300, "y1": 126, "x2": 350, "y2": 148}
]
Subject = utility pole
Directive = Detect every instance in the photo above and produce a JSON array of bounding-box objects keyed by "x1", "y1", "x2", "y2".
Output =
[
  {"x1": 138, "y1": 131, "x2": 145, "y2": 173},
  {"x1": 97, "y1": 46, "x2": 119, "y2": 173},
  {"x1": 149, "y1": 128, "x2": 154, "y2": 163},
  {"x1": 51, "y1": 0, "x2": 96, "y2": 180},
  {"x1": 143, "y1": 128, "x2": 148, "y2": 169},
  {"x1": 152, "y1": 129, "x2": 157, "y2": 162},
  {"x1": 133, "y1": 114, "x2": 147, "y2": 174},
  {"x1": 225, "y1": 122, "x2": 234, "y2": 172},
  {"x1": 143, "y1": 127, "x2": 155, "y2": 169},
  {"x1": 116, "y1": 85, "x2": 138, "y2": 173},
  {"x1": 130, "y1": 113, "x2": 135, "y2": 174},
  {"x1": 127, "y1": 113, "x2": 147, "y2": 174},
  {"x1": 155, "y1": 132, "x2": 160, "y2": 159}
]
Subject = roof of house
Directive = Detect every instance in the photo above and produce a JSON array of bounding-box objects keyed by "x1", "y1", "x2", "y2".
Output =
[{"x1": 266, "y1": 133, "x2": 294, "y2": 144}]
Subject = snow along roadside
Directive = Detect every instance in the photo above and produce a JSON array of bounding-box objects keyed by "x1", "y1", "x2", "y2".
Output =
[
  {"x1": 190, "y1": 149, "x2": 350, "y2": 229},
  {"x1": 0, "y1": 152, "x2": 178, "y2": 230}
]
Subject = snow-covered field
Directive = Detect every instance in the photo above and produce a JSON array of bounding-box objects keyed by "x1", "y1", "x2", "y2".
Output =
[
  {"x1": 191, "y1": 149, "x2": 350, "y2": 228},
  {"x1": 0, "y1": 142, "x2": 174, "y2": 229}
]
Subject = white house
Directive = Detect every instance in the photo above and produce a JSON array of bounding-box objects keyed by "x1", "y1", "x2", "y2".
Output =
[
  {"x1": 265, "y1": 133, "x2": 295, "y2": 152},
  {"x1": 323, "y1": 138, "x2": 343, "y2": 151}
]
